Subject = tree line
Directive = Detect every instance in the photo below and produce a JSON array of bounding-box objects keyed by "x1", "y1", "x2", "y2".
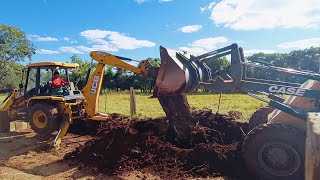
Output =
[{"x1": 1, "y1": 24, "x2": 320, "y2": 93}]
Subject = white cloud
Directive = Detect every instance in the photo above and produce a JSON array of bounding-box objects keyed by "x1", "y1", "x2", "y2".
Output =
[
  {"x1": 36, "y1": 49, "x2": 60, "y2": 54},
  {"x1": 207, "y1": 0, "x2": 320, "y2": 30},
  {"x1": 180, "y1": 47, "x2": 209, "y2": 55},
  {"x1": 178, "y1": 25, "x2": 203, "y2": 33},
  {"x1": 179, "y1": 36, "x2": 228, "y2": 55},
  {"x1": 134, "y1": 0, "x2": 147, "y2": 3},
  {"x1": 59, "y1": 46, "x2": 84, "y2": 54},
  {"x1": 277, "y1": 38, "x2": 320, "y2": 49},
  {"x1": 57, "y1": 29, "x2": 155, "y2": 55},
  {"x1": 28, "y1": 34, "x2": 58, "y2": 42},
  {"x1": 63, "y1": 37, "x2": 70, "y2": 41},
  {"x1": 200, "y1": 2, "x2": 216, "y2": 13},
  {"x1": 80, "y1": 29, "x2": 156, "y2": 52},
  {"x1": 244, "y1": 49, "x2": 277, "y2": 56},
  {"x1": 76, "y1": 45, "x2": 94, "y2": 52},
  {"x1": 159, "y1": 0, "x2": 173, "y2": 2}
]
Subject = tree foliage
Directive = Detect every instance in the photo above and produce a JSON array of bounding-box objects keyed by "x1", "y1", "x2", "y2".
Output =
[
  {"x1": 246, "y1": 47, "x2": 320, "y2": 83},
  {"x1": 0, "y1": 24, "x2": 35, "y2": 91},
  {"x1": 70, "y1": 55, "x2": 97, "y2": 89},
  {"x1": 0, "y1": 24, "x2": 35, "y2": 62},
  {"x1": 204, "y1": 57, "x2": 230, "y2": 75},
  {"x1": 69, "y1": 55, "x2": 160, "y2": 92}
]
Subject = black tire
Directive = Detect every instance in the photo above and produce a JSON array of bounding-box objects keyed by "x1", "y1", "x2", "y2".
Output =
[
  {"x1": 248, "y1": 107, "x2": 274, "y2": 130},
  {"x1": 0, "y1": 111, "x2": 10, "y2": 133},
  {"x1": 243, "y1": 123, "x2": 305, "y2": 180},
  {"x1": 29, "y1": 104, "x2": 59, "y2": 136}
]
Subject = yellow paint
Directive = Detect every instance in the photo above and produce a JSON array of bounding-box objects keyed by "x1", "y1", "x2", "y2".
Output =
[
  {"x1": 33, "y1": 110, "x2": 47, "y2": 129},
  {"x1": 27, "y1": 62, "x2": 79, "y2": 68},
  {"x1": 89, "y1": 51, "x2": 148, "y2": 75},
  {"x1": 82, "y1": 51, "x2": 149, "y2": 118},
  {"x1": 53, "y1": 105, "x2": 72, "y2": 147},
  {"x1": 1, "y1": 90, "x2": 20, "y2": 111},
  {"x1": 90, "y1": 115, "x2": 113, "y2": 121}
]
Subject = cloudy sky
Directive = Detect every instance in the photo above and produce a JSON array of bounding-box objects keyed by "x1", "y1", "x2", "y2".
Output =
[{"x1": 1, "y1": 0, "x2": 319, "y2": 63}]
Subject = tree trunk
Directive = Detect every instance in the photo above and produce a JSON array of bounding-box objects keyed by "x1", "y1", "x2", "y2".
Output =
[{"x1": 158, "y1": 94, "x2": 194, "y2": 147}]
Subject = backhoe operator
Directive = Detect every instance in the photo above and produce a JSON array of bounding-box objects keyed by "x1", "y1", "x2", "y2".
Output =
[{"x1": 52, "y1": 71, "x2": 69, "y2": 94}]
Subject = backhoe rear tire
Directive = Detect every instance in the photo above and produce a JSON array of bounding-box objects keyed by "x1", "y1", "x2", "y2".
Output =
[
  {"x1": 243, "y1": 123, "x2": 305, "y2": 180},
  {"x1": 248, "y1": 107, "x2": 274, "y2": 130},
  {"x1": 29, "y1": 104, "x2": 59, "y2": 136},
  {"x1": 0, "y1": 111, "x2": 10, "y2": 133}
]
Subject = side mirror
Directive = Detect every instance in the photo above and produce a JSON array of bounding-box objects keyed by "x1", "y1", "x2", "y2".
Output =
[{"x1": 19, "y1": 83, "x2": 24, "y2": 89}]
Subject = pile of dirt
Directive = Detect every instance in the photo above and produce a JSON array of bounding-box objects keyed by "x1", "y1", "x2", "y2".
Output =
[{"x1": 65, "y1": 109, "x2": 251, "y2": 179}]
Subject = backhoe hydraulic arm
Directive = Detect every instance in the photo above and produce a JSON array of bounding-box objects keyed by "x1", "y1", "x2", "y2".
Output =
[
  {"x1": 82, "y1": 51, "x2": 150, "y2": 118},
  {"x1": 54, "y1": 51, "x2": 152, "y2": 147}
]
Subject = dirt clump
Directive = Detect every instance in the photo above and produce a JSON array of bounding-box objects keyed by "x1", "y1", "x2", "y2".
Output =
[{"x1": 65, "y1": 109, "x2": 251, "y2": 179}]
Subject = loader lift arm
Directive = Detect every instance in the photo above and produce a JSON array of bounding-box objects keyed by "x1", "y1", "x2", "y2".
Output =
[
  {"x1": 155, "y1": 44, "x2": 320, "y2": 179},
  {"x1": 155, "y1": 44, "x2": 320, "y2": 121},
  {"x1": 54, "y1": 51, "x2": 153, "y2": 146}
]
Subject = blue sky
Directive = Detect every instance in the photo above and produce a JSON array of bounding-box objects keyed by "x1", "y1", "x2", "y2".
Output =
[{"x1": 1, "y1": 0, "x2": 319, "y2": 63}]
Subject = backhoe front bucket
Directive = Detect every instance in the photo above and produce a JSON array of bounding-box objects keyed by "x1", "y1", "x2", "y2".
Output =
[{"x1": 153, "y1": 46, "x2": 212, "y2": 97}]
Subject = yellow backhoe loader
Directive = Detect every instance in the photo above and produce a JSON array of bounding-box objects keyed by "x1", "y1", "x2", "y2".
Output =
[{"x1": 0, "y1": 51, "x2": 155, "y2": 147}]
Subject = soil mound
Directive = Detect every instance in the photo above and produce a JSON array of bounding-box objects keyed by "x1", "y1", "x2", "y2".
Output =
[{"x1": 65, "y1": 109, "x2": 251, "y2": 179}]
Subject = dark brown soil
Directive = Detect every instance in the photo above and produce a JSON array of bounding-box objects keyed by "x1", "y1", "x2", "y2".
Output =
[{"x1": 65, "y1": 109, "x2": 252, "y2": 179}]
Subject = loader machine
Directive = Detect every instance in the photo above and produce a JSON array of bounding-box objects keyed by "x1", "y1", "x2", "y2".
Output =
[
  {"x1": 154, "y1": 43, "x2": 320, "y2": 179},
  {"x1": 0, "y1": 52, "x2": 155, "y2": 147}
]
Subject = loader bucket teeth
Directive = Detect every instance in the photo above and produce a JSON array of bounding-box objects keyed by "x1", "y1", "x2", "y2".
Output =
[{"x1": 153, "y1": 46, "x2": 212, "y2": 97}]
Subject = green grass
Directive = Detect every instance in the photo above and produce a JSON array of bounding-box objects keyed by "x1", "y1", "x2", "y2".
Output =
[
  {"x1": 98, "y1": 92, "x2": 266, "y2": 120},
  {"x1": 0, "y1": 92, "x2": 267, "y2": 121}
]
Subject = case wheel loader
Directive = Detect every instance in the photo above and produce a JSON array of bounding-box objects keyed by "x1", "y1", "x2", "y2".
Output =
[
  {"x1": 0, "y1": 52, "x2": 155, "y2": 147},
  {"x1": 153, "y1": 43, "x2": 320, "y2": 179}
]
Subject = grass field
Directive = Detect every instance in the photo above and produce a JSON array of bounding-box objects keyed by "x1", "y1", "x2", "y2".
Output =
[{"x1": 0, "y1": 92, "x2": 267, "y2": 121}]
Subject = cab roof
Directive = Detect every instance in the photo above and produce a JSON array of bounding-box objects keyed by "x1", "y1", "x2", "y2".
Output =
[{"x1": 27, "y1": 62, "x2": 79, "y2": 68}]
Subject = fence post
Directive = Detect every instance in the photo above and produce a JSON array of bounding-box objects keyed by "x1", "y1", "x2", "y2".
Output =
[
  {"x1": 305, "y1": 113, "x2": 320, "y2": 180},
  {"x1": 104, "y1": 90, "x2": 107, "y2": 113},
  {"x1": 130, "y1": 87, "x2": 136, "y2": 118},
  {"x1": 126, "y1": 87, "x2": 136, "y2": 133}
]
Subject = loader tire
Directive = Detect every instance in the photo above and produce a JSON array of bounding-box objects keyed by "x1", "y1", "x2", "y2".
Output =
[
  {"x1": 243, "y1": 123, "x2": 305, "y2": 180},
  {"x1": 29, "y1": 104, "x2": 59, "y2": 136},
  {"x1": 0, "y1": 111, "x2": 10, "y2": 133},
  {"x1": 248, "y1": 107, "x2": 274, "y2": 130}
]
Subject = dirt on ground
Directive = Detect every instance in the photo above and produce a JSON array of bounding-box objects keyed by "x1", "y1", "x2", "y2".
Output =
[
  {"x1": 0, "y1": 110, "x2": 252, "y2": 180},
  {"x1": 65, "y1": 109, "x2": 252, "y2": 180}
]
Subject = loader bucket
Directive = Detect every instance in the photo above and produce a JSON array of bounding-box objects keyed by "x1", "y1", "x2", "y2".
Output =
[{"x1": 153, "y1": 46, "x2": 212, "y2": 97}]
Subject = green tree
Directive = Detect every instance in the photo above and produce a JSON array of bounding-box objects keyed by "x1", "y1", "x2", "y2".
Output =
[
  {"x1": 0, "y1": 24, "x2": 35, "y2": 91},
  {"x1": 0, "y1": 24, "x2": 35, "y2": 62},
  {"x1": 0, "y1": 61, "x2": 24, "y2": 91},
  {"x1": 70, "y1": 55, "x2": 96, "y2": 89},
  {"x1": 203, "y1": 57, "x2": 230, "y2": 76},
  {"x1": 246, "y1": 53, "x2": 286, "y2": 81},
  {"x1": 246, "y1": 47, "x2": 320, "y2": 83}
]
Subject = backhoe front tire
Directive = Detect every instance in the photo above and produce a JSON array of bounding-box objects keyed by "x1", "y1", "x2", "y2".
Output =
[
  {"x1": 0, "y1": 111, "x2": 10, "y2": 133},
  {"x1": 29, "y1": 104, "x2": 59, "y2": 136},
  {"x1": 243, "y1": 123, "x2": 305, "y2": 180},
  {"x1": 248, "y1": 107, "x2": 274, "y2": 130}
]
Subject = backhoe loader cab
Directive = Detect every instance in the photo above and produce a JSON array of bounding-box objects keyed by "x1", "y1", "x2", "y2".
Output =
[
  {"x1": 0, "y1": 62, "x2": 85, "y2": 136},
  {"x1": 23, "y1": 62, "x2": 83, "y2": 101}
]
